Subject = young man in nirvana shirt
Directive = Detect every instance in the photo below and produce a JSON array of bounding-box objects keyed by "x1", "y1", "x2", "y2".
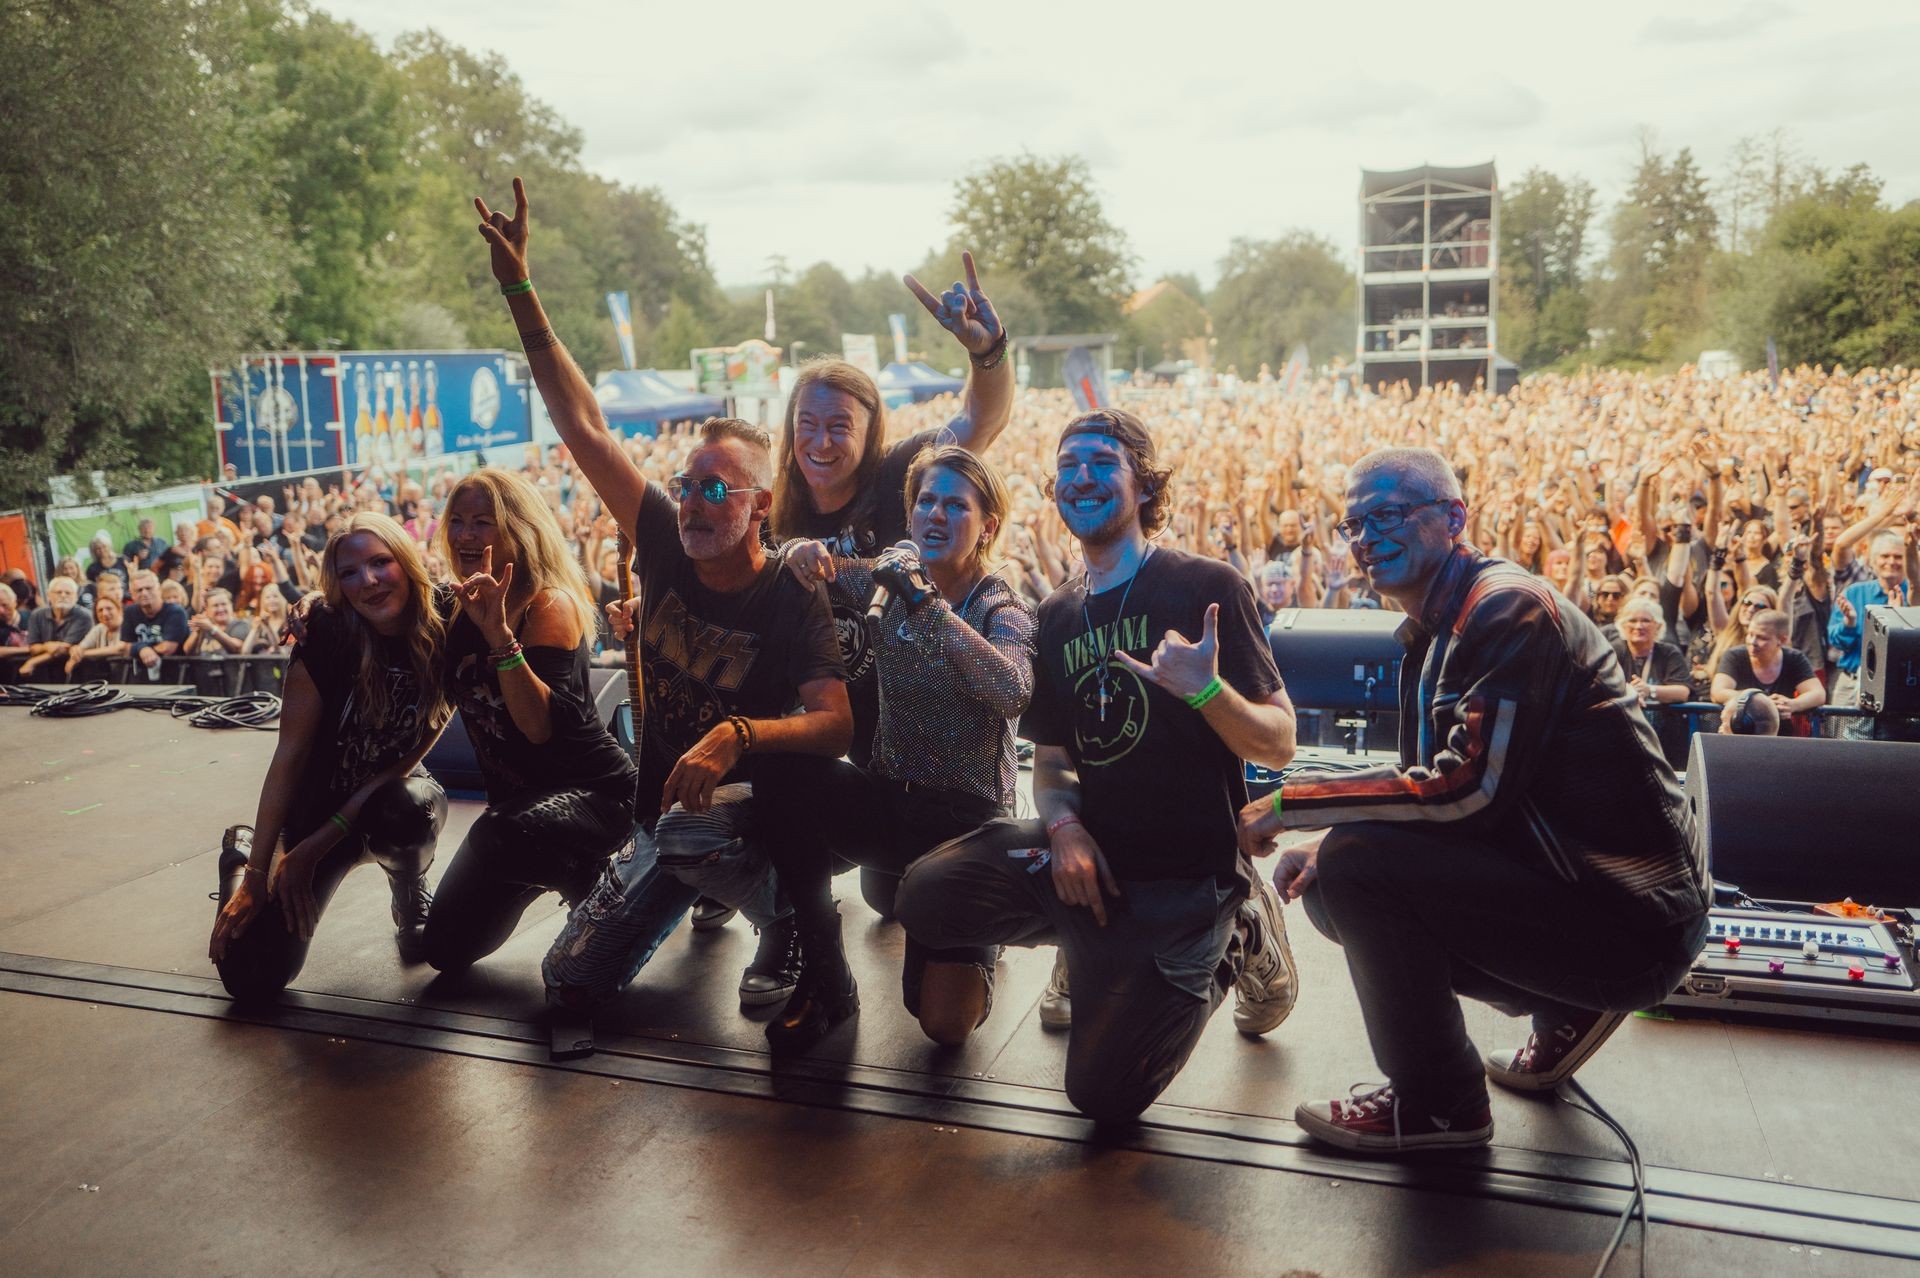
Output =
[
  {"x1": 897, "y1": 408, "x2": 1300, "y2": 1124},
  {"x1": 471, "y1": 177, "x2": 852, "y2": 1011}
]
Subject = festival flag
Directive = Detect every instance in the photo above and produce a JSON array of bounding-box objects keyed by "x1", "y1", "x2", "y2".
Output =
[
  {"x1": 765, "y1": 289, "x2": 777, "y2": 343},
  {"x1": 605, "y1": 292, "x2": 637, "y2": 370},
  {"x1": 1063, "y1": 347, "x2": 1108, "y2": 412},
  {"x1": 888, "y1": 313, "x2": 910, "y2": 364},
  {"x1": 1766, "y1": 336, "x2": 1780, "y2": 392},
  {"x1": 1281, "y1": 343, "x2": 1310, "y2": 395}
]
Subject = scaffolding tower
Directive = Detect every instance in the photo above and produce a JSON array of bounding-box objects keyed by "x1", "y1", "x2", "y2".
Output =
[{"x1": 1357, "y1": 163, "x2": 1498, "y2": 392}]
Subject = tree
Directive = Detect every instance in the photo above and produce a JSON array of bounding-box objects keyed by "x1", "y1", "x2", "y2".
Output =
[
  {"x1": 1593, "y1": 137, "x2": 1719, "y2": 363},
  {"x1": 1122, "y1": 281, "x2": 1211, "y2": 369},
  {"x1": 948, "y1": 154, "x2": 1133, "y2": 334},
  {"x1": 0, "y1": 0, "x2": 291, "y2": 506},
  {"x1": 1497, "y1": 168, "x2": 1596, "y2": 368},
  {"x1": 1209, "y1": 234, "x2": 1354, "y2": 374}
]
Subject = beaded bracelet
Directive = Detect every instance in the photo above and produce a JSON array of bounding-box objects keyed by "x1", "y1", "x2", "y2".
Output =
[
  {"x1": 1045, "y1": 813, "x2": 1083, "y2": 839},
  {"x1": 501, "y1": 278, "x2": 534, "y2": 296},
  {"x1": 727, "y1": 714, "x2": 755, "y2": 753},
  {"x1": 496, "y1": 651, "x2": 528, "y2": 673},
  {"x1": 1185, "y1": 675, "x2": 1225, "y2": 710}
]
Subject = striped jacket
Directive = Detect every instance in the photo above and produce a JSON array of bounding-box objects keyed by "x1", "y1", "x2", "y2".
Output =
[{"x1": 1280, "y1": 545, "x2": 1707, "y2": 928}]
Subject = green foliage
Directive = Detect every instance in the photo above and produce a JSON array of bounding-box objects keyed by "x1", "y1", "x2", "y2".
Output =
[
  {"x1": 1497, "y1": 168, "x2": 1596, "y2": 369},
  {"x1": 0, "y1": 0, "x2": 292, "y2": 507},
  {"x1": 1122, "y1": 281, "x2": 1211, "y2": 369},
  {"x1": 947, "y1": 154, "x2": 1134, "y2": 334},
  {"x1": 1210, "y1": 233, "x2": 1353, "y2": 374},
  {"x1": 1594, "y1": 139, "x2": 1720, "y2": 364}
]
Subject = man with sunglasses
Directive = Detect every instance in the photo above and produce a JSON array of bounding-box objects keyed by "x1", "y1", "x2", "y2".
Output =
[
  {"x1": 474, "y1": 178, "x2": 852, "y2": 1016},
  {"x1": 1238, "y1": 447, "x2": 1708, "y2": 1153}
]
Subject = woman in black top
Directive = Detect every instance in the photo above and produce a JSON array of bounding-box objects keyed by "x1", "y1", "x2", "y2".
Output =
[
  {"x1": 208, "y1": 513, "x2": 451, "y2": 1003},
  {"x1": 421, "y1": 468, "x2": 637, "y2": 972},
  {"x1": 766, "y1": 446, "x2": 1036, "y2": 1052},
  {"x1": 1609, "y1": 596, "x2": 1691, "y2": 767}
]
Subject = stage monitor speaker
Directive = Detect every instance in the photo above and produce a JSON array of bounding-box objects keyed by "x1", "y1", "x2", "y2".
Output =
[
  {"x1": 1267, "y1": 607, "x2": 1402, "y2": 712},
  {"x1": 427, "y1": 665, "x2": 627, "y2": 794},
  {"x1": 1684, "y1": 733, "x2": 1920, "y2": 907},
  {"x1": 1861, "y1": 603, "x2": 1920, "y2": 717}
]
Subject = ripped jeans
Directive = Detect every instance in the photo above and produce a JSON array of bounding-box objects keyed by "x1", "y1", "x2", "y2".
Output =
[{"x1": 541, "y1": 783, "x2": 785, "y2": 1008}]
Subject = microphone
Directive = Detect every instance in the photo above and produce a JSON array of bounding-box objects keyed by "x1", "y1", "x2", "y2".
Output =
[{"x1": 866, "y1": 540, "x2": 918, "y2": 621}]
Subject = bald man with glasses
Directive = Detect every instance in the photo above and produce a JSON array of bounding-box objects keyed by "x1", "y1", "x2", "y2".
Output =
[{"x1": 1238, "y1": 446, "x2": 1709, "y2": 1154}]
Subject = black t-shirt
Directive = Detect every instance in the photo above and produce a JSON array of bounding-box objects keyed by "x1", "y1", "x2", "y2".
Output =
[
  {"x1": 1019, "y1": 548, "x2": 1284, "y2": 882},
  {"x1": 122, "y1": 537, "x2": 164, "y2": 569},
  {"x1": 779, "y1": 426, "x2": 941, "y2": 763},
  {"x1": 445, "y1": 608, "x2": 635, "y2": 802},
  {"x1": 119, "y1": 602, "x2": 190, "y2": 651},
  {"x1": 288, "y1": 599, "x2": 438, "y2": 835},
  {"x1": 631, "y1": 482, "x2": 845, "y2": 816},
  {"x1": 1610, "y1": 637, "x2": 1690, "y2": 690},
  {"x1": 1716, "y1": 644, "x2": 1816, "y2": 697}
]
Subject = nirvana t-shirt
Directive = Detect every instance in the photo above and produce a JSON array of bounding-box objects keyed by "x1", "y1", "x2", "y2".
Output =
[
  {"x1": 1717, "y1": 645, "x2": 1816, "y2": 697},
  {"x1": 288, "y1": 600, "x2": 435, "y2": 831},
  {"x1": 631, "y1": 482, "x2": 845, "y2": 815},
  {"x1": 119, "y1": 602, "x2": 190, "y2": 651},
  {"x1": 780, "y1": 426, "x2": 942, "y2": 764},
  {"x1": 1020, "y1": 548, "x2": 1284, "y2": 882},
  {"x1": 445, "y1": 609, "x2": 635, "y2": 802}
]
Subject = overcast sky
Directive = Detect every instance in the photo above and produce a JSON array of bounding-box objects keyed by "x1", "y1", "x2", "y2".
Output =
[{"x1": 320, "y1": 0, "x2": 1919, "y2": 291}]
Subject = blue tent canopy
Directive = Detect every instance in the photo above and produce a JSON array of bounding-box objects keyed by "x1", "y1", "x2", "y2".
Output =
[
  {"x1": 876, "y1": 361, "x2": 964, "y2": 406},
  {"x1": 594, "y1": 370, "x2": 725, "y2": 436}
]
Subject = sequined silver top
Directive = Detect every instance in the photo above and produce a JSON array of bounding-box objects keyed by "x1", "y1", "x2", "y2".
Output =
[{"x1": 836, "y1": 560, "x2": 1037, "y2": 807}]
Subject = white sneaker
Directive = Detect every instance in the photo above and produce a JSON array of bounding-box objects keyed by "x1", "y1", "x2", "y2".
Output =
[
  {"x1": 1232, "y1": 873, "x2": 1298, "y2": 1036},
  {"x1": 1038, "y1": 950, "x2": 1071, "y2": 1029}
]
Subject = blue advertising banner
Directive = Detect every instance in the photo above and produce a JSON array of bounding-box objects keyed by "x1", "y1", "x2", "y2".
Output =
[
  {"x1": 214, "y1": 355, "x2": 344, "y2": 479},
  {"x1": 335, "y1": 351, "x2": 530, "y2": 467},
  {"x1": 216, "y1": 350, "x2": 531, "y2": 478}
]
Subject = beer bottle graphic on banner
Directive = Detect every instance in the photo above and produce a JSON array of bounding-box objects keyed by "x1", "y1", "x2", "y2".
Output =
[
  {"x1": 422, "y1": 360, "x2": 444, "y2": 457},
  {"x1": 352, "y1": 363, "x2": 374, "y2": 464},
  {"x1": 406, "y1": 361, "x2": 425, "y2": 459},
  {"x1": 371, "y1": 361, "x2": 393, "y2": 465},
  {"x1": 390, "y1": 366, "x2": 412, "y2": 463}
]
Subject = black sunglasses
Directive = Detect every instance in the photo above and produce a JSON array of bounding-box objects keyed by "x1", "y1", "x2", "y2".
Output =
[{"x1": 667, "y1": 474, "x2": 766, "y2": 506}]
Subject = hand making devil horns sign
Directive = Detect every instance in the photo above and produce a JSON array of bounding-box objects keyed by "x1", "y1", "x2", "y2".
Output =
[{"x1": 904, "y1": 251, "x2": 1004, "y2": 359}]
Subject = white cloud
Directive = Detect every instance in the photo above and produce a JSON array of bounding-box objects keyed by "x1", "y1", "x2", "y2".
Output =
[{"x1": 316, "y1": 0, "x2": 1919, "y2": 288}]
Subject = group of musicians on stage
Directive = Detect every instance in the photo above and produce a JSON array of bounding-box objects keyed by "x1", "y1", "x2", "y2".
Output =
[{"x1": 207, "y1": 179, "x2": 1710, "y2": 1152}]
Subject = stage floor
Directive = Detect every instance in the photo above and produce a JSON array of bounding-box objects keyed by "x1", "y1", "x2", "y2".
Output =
[{"x1": 3, "y1": 709, "x2": 1917, "y2": 1275}]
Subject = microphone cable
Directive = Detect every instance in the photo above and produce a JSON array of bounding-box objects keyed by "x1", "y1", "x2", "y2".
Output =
[
  {"x1": 2, "y1": 681, "x2": 280, "y2": 729},
  {"x1": 1556, "y1": 1076, "x2": 1649, "y2": 1278}
]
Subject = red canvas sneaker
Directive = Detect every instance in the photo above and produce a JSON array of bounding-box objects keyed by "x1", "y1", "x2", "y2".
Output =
[
  {"x1": 1485, "y1": 1009, "x2": 1628, "y2": 1093},
  {"x1": 1295, "y1": 1084, "x2": 1493, "y2": 1152}
]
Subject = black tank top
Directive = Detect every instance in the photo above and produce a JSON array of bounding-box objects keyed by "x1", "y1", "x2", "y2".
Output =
[{"x1": 445, "y1": 607, "x2": 636, "y2": 802}]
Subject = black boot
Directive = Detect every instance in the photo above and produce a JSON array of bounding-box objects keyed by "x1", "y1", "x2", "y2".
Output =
[
  {"x1": 765, "y1": 907, "x2": 859, "y2": 1054},
  {"x1": 738, "y1": 915, "x2": 802, "y2": 1007},
  {"x1": 387, "y1": 870, "x2": 433, "y2": 964},
  {"x1": 213, "y1": 824, "x2": 255, "y2": 910}
]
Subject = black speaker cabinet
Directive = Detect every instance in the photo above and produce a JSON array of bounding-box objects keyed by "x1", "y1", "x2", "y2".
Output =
[
  {"x1": 1267, "y1": 607, "x2": 1402, "y2": 712},
  {"x1": 1684, "y1": 733, "x2": 1920, "y2": 907},
  {"x1": 1861, "y1": 603, "x2": 1920, "y2": 717},
  {"x1": 427, "y1": 665, "x2": 628, "y2": 794}
]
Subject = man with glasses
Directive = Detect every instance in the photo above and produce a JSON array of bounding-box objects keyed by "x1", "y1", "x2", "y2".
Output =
[
  {"x1": 897, "y1": 407, "x2": 1300, "y2": 1124},
  {"x1": 1238, "y1": 447, "x2": 1708, "y2": 1153},
  {"x1": 473, "y1": 177, "x2": 852, "y2": 1017}
]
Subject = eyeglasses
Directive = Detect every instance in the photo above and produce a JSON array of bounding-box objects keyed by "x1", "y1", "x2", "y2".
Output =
[
  {"x1": 1334, "y1": 498, "x2": 1451, "y2": 545},
  {"x1": 667, "y1": 474, "x2": 765, "y2": 505},
  {"x1": 1595, "y1": 589, "x2": 1624, "y2": 599}
]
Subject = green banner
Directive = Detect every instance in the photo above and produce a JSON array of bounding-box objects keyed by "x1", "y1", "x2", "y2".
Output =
[{"x1": 50, "y1": 496, "x2": 203, "y2": 565}]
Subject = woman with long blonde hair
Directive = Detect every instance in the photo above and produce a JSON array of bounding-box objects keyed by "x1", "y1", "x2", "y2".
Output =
[
  {"x1": 209, "y1": 513, "x2": 452, "y2": 1002},
  {"x1": 418, "y1": 467, "x2": 636, "y2": 974}
]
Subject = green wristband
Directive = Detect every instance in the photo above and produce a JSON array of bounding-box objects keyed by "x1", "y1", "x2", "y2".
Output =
[
  {"x1": 496, "y1": 651, "x2": 528, "y2": 672},
  {"x1": 500, "y1": 278, "x2": 534, "y2": 297},
  {"x1": 329, "y1": 812, "x2": 353, "y2": 837},
  {"x1": 1185, "y1": 675, "x2": 1225, "y2": 710},
  {"x1": 1270, "y1": 789, "x2": 1283, "y2": 819}
]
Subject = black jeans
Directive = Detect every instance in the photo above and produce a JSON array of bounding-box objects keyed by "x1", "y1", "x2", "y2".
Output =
[
  {"x1": 766, "y1": 760, "x2": 1007, "y2": 1013},
  {"x1": 422, "y1": 785, "x2": 634, "y2": 972},
  {"x1": 1303, "y1": 821, "x2": 1710, "y2": 1116},
  {"x1": 897, "y1": 817, "x2": 1246, "y2": 1124},
  {"x1": 216, "y1": 775, "x2": 447, "y2": 1004}
]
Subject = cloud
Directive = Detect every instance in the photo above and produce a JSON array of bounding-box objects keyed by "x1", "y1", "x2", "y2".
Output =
[{"x1": 1640, "y1": 1, "x2": 1793, "y2": 44}]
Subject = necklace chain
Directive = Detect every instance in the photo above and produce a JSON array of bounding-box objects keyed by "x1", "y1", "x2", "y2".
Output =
[{"x1": 1081, "y1": 547, "x2": 1152, "y2": 723}]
